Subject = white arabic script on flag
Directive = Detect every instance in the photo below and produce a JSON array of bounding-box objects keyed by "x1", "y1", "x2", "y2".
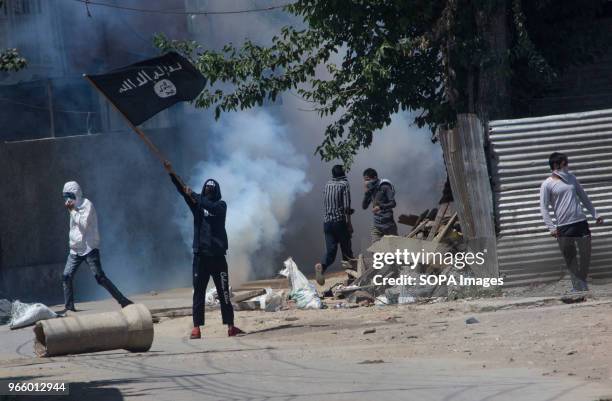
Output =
[{"x1": 118, "y1": 62, "x2": 183, "y2": 94}]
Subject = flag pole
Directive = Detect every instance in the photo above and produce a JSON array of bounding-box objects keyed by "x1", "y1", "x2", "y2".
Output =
[{"x1": 83, "y1": 74, "x2": 188, "y2": 189}]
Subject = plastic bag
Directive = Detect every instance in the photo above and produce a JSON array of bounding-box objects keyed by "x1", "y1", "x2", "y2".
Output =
[
  {"x1": 205, "y1": 288, "x2": 218, "y2": 306},
  {"x1": 264, "y1": 291, "x2": 284, "y2": 312},
  {"x1": 279, "y1": 258, "x2": 322, "y2": 309},
  {"x1": 253, "y1": 288, "x2": 284, "y2": 312},
  {"x1": 9, "y1": 301, "x2": 57, "y2": 330},
  {"x1": 204, "y1": 286, "x2": 232, "y2": 306}
]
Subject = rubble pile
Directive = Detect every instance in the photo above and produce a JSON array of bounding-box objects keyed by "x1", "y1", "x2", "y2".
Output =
[
  {"x1": 324, "y1": 201, "x2": 468, "y2": 306},
  {"x1": 228, "y1": 201, "x2": 479, "y2": 311}
]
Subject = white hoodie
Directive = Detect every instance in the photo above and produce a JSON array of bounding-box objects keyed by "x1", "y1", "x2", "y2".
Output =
[{"x1": 63, "y1": 181, "x2": 100, "y2": 256}]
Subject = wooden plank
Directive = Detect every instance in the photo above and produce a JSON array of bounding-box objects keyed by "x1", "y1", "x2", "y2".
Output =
[
  {"x1": 434, "y1": 212, "x2": 458, "y2": 241},
  {"x1": 345, "y1": 269, "x2": 361, "y2": 279},
  {"x1": 356, "y1": 254, "x2": 365, "y2": 277},
  {"x1": 398, "y1": 214, "x2": 419, "y2": 226},
  {"x1": 426, "y1": 202, "x2": 450, "y2": 241},
  {"x1": 231, "y1": 288, "x2": 266, "y2": 303},
  {"x1": 407, "y1": 219, "x2": 429, "y2": 238}
]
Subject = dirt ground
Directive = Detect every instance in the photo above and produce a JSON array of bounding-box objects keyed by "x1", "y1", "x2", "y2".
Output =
[
  {"x1": 155, "y1": 292, "x2": 612, "y2": 389},
  {"x1": 1, "y1": 284, "x2": 611, "y2": 400}
]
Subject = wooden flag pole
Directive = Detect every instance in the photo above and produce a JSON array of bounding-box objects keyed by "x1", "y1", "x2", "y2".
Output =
[{"x1": 83, "y1": 74, "x2": 188, "y2": 189}]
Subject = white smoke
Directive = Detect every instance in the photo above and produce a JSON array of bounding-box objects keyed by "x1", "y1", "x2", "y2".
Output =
[{"x1": 177, "y1": 110, "x2": 311, "y2": 284}]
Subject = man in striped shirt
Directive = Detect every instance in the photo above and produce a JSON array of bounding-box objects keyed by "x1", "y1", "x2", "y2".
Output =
[{"x1": 315, "y1": 165, "x2": 354, "y2": 285}]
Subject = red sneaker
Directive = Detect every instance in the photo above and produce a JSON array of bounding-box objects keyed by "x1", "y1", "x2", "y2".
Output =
[
  {"x1": 228, "y1": 326, "x2": 245, "y2": 337},
  {"x1": 190, "y1": 327, "x2": 201, "y2": 339}
]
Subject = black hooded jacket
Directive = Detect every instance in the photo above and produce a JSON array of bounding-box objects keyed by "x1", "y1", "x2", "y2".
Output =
[{"x1": 170, "y1": 175, "x2": 228, "y2": 255}]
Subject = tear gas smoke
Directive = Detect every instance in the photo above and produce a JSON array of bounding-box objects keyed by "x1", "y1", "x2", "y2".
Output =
[{"x1": 176, "y1": 110, "x2": 312, "y2": 284}]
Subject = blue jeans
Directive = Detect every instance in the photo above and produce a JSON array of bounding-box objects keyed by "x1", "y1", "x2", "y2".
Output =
[{"x1": 62, "y1": 249, "x2": 131, "y2": 309}]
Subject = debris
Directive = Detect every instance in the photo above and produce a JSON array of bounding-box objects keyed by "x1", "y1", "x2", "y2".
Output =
[
  {"x1": 427, "y1": 202, "x2": 449, "y2": 240},
  {"x1": 398, "y1": 295, "x2": 416, "y2": 304},
  {"x1": 362, "y1": 328, "x2": 376, "y2": 335},
  {"x1": 320, "y1": 282, "x2": 343, "y2": 298},
  {"x1": 233, "y1": 300, "x2": 261, "y2": 311},
  {"x1": 334, "y1": 302, "x2": 359, "y2": 309},
  {"x1": 151, "y1": 307, "x2": 192, "y2": 319},
  {"x1": 375, "y1": 296, "x2": 390, "y2": 306},
  {"x1": 465, "y1": 317, "x2": 480, "y2": 324},
  {"x1": 280, "y1": 258, "x2": 322, "y2": 309},
  {"x1": 398, "y1": 214, "x2": 419, "y2": 226},
  {"x1": 347, "y1": 290, "x2": 375, "y2": 304},
  {"x1": 231, "y1": 288, "x2": 265, "y2": 304},
  {"x1": 332, "y1": 284, "x2": 362, "y2": 298},
  {"x1": 358, "y1": 359, "x2": 385, "y2": 364},
  {"x1": 9, "y1": 301, "x2": 57, "y2": 330},
  {"x1": 560, "y1": 294, "x2": 586, "y2": 304},
  {"x1": 34, "y1": 304, "x2": 153, "y2": 357},
  {"x1": 252, "y1": 288, "x2": 285, "y2": 312},
  {"x1": 358, "y1": 299, "x2": 373, "y2": 307}
]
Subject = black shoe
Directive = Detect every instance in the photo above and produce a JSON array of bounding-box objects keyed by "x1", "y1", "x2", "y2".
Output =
[{"x1": 57, "y1": 307, "x2": 76, "y2": 315}]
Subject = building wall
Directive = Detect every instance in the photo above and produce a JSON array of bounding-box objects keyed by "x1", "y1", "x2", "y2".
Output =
[
  {"x1": 527, "y1": 19, "x2": 612, "y2": 117},
  {"x1": 0, "y1": 128, "x2": 194, "y2": 302}
]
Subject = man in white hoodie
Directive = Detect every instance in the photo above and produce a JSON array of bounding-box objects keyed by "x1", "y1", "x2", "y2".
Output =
[
  {"x1": 60, "y1": 181, "x2": 132, "y2": 313},
  {"x1": 539, "y1": 153, "x2": 604, "y2": 292}
]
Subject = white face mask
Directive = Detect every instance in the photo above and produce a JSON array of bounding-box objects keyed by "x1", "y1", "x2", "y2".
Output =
[{"x1": 553, "y1": 167, "x2": 571, "y2": 182}]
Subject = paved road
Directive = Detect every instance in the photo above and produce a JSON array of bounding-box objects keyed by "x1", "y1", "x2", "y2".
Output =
[
  {"x1": 2, "y1": 330, "x2": 610, "y2": 400},
  {"x1": 0, "y1": 291, "x2": 610, "y2": 401}
]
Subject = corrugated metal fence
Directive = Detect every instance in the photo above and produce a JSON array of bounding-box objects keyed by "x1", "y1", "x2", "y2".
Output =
[{"x1": 489, "y1": 109, "x2": 612, "y2": 286}]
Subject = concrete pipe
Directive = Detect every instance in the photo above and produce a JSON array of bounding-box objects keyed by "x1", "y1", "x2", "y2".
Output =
[{"x1": 33, "y1": 303, "x2": 154, "y2": 357}]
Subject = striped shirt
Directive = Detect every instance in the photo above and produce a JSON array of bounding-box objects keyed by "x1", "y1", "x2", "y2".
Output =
[{"x1": 323, "y1": 177, "x2": 351, "y2": 223}]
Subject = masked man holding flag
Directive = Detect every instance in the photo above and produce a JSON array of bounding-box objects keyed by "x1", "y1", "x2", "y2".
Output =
[
  {"x1": 540, "y1": 152, "x2": 604, "y2": 292},
  {"x1": 164, "y1": 161, "x2": 244, "y2": 339}
]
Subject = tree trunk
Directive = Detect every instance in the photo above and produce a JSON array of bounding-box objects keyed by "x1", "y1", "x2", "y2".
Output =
[{"x1": 475, "y1": 3, "x2": 511, "y2": 122}]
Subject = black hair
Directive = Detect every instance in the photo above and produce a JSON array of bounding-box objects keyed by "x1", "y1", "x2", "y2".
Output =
[
  {"x1": 332, "y1": 164, "x2": 345, "y2": 178},
  {"x1": 363, "y1": 168, "x2": 378, "y2": 179},
  {"x1": 548, "y1": 152, "x2": 568, "y2": 170}
]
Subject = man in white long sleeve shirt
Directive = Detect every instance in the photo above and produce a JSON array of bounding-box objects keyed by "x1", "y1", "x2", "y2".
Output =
[
  {"x1": 539, "y1": 153, "x2": 604, "y2": 291},
  {"x1": 61, "y1": 181, "x2": 132, "y2": 314}
]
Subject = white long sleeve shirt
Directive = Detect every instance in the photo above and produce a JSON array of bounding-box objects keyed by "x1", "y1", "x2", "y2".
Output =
[
  {"x1": 539, "y1": 173, "x2": 598, "y2": 232},
  {"x1": 63, "y1": 181, "x2": 100, "y2": 256}
]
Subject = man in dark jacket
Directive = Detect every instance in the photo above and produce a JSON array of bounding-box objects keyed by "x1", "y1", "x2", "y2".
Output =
[
  {"x1": 164, "y1": 161, "x2": 243, "y2": 339},
  {"x1": 362, "y1": 168, "x2": 398, "y2": 243}
]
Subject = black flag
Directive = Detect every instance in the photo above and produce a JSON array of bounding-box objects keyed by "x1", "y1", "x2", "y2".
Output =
[{"x1": 86, "y1": 52, "x2": 206, "y2": 126}]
